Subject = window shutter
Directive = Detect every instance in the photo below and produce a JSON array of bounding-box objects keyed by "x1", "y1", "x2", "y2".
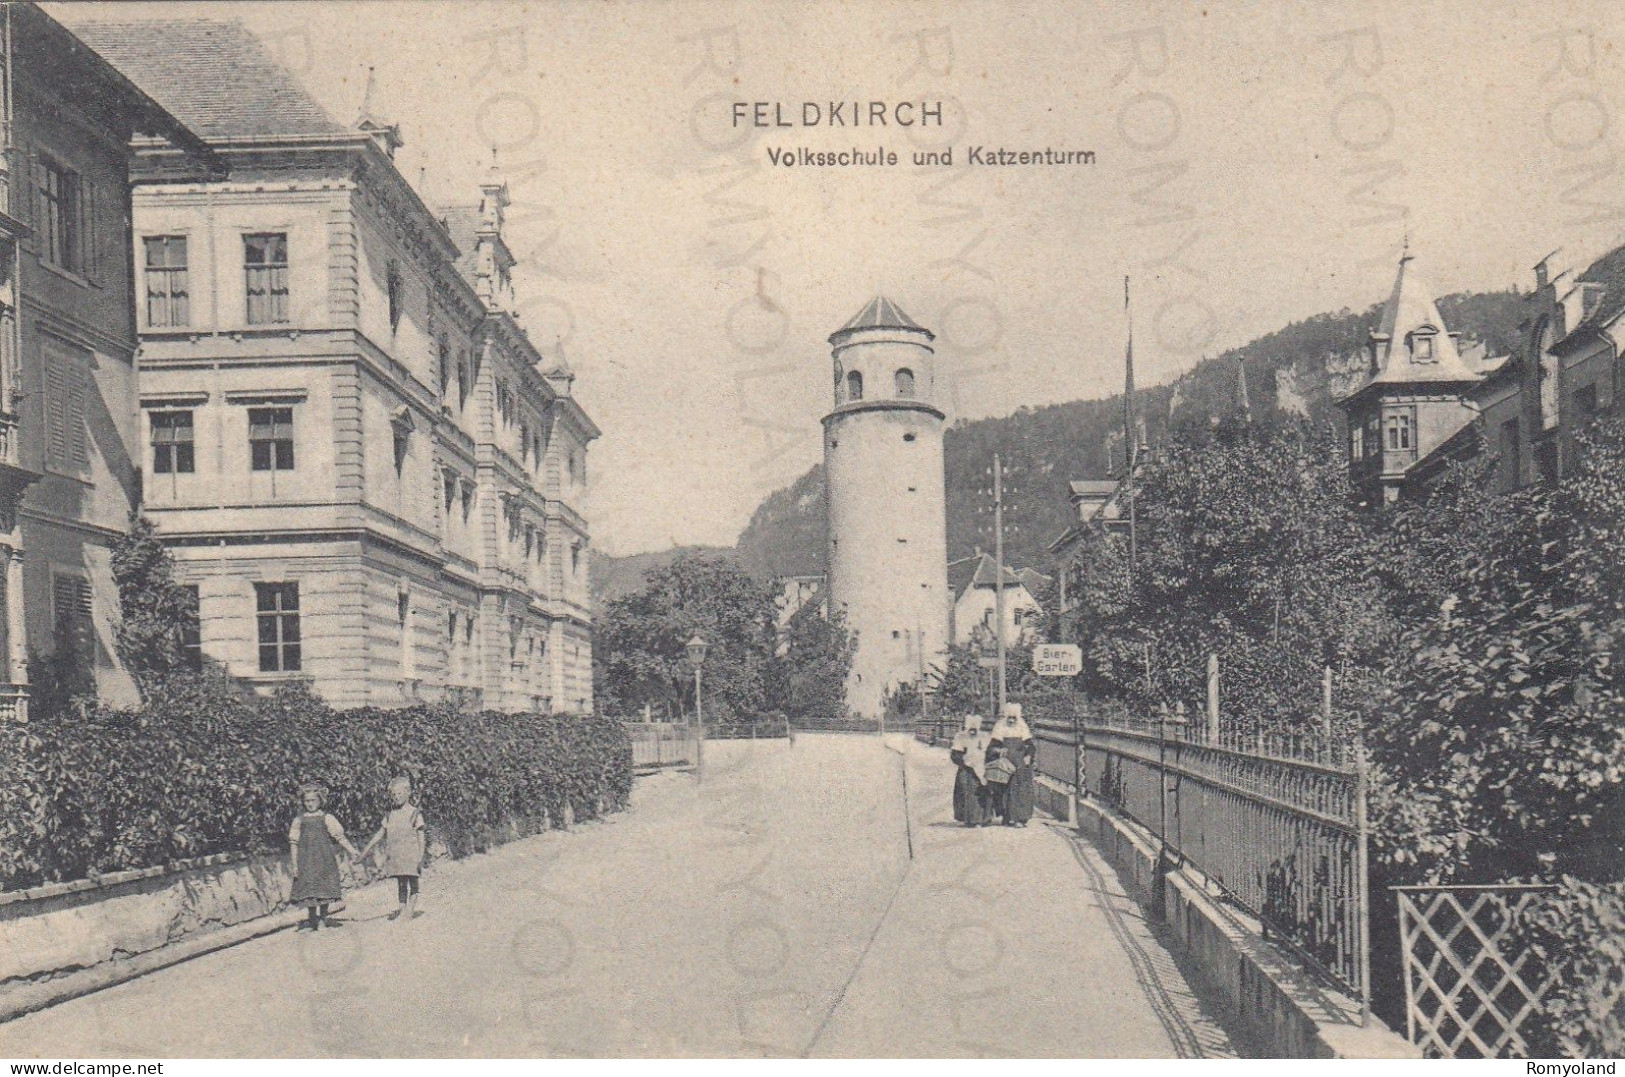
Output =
[
  {"x1": 45, "y1": 353, "x2": 68, "y2": 469},
  {"x1": 67, "y1": 357, "x2": 88, "y2": 469},
  {"x1": 52, "y1": 575, "x2": 72, "y2": 632}
]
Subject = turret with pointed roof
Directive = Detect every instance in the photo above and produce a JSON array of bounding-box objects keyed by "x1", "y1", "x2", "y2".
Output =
[
  {"x1": 1347, "y1": 250, "x2": 1482, "y2": 399},
  {"x1": 1338, "y1": 251, "x2": 1485, "y2": 504}
]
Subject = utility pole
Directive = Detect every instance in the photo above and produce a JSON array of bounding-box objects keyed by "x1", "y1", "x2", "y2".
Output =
[{"x1": 994, "y1": 452, "x2": 1008, "y2": 721}]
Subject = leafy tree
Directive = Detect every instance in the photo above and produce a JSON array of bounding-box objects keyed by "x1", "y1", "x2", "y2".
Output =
[
  {"x1": 110, "y1": 512, "x2": 199, "y2": 691},
  {"x1": 769, "y1": 604, "x2": 853, "y2": 726},
  {"x1": 1069, "y1": 423, "x2": 1390, "y2": 736},
  {"x1": 592, "y1": 554, "x2": 774, "y2": 724}
]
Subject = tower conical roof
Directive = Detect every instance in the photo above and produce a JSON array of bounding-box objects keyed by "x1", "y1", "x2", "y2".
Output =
[
  {"x1": 1340, "y1": 253, "x2": 1481, "y2": 410},
  {"x1": 831, "y1": 296, "x2": 932, "y2": 340},
  {"x1": 1363, "y1": 253, "x2": 1480, "y2": 387}
]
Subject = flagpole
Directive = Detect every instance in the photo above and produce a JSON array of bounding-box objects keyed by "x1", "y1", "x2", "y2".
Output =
[{"x1": 1125, "y1": 276, "x2": 1138, "y2": 576}]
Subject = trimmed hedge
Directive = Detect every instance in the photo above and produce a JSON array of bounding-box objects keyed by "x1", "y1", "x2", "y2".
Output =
[{"x1": 0, "y1": 673, "x2": 631, "y2": 890}]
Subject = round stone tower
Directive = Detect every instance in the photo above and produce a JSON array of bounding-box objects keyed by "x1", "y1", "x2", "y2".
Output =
[{"x1": 823, "y1": 297, "x2": 950, "y2": 723}]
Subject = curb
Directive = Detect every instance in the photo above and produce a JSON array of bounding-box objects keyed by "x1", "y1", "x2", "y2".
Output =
[{"x1": 0, "y1": 906, "x2": 307, "y2": 1025}]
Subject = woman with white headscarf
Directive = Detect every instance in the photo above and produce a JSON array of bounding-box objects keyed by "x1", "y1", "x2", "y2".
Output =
[
  {"x1": 949, "y1": 713, "x2": 990, "y2": 827},
  {"x1": 988, "y1": 702, "x2": 1035, "y2": 826}
]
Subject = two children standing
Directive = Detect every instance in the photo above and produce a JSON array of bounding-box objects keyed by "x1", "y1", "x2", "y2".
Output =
[{"x1": 288, "y1": 776, "x2": 426, "y2": 930}]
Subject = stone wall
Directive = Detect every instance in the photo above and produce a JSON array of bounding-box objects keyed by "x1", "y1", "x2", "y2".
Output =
[{"x1": 0, "y1": 851, "x2": 369, "y2": 988}]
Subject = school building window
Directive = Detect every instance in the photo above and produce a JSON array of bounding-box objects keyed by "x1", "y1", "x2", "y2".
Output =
[
  {"x1": 244, "y1": 233, "x2": 289, "y2": 324},
  {"x1": 1500, "y1": 418, "x2": 1521, "y2": 491},
  {"x1": 143, "y1": 236, "x2": 189, "y2": 327},
  {"x1": 255, "y1": 582, "x2": 301, "y2": 672},
  {"x1": 38, "y1": 157, "x2": 85, "y2": 274},
  {"x1": 248, "y1": 406, "x2": 295, "y2": 472},
  {"x1": 150, "y1": 410, "x2": 195, "y2": 474}
]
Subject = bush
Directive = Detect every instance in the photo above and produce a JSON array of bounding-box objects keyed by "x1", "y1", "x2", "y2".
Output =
[
  {"x1": 1517, "y1": 880, "x2": 1625, "y2": 1058},
  {"x1": 0, "y1": 672, "x2": 631, "y2": 890}
]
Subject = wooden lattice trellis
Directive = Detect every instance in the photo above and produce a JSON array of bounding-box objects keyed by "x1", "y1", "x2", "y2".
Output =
[{"x1": 1395, "y1": 884, "x2": 1557, "y2": 1058}]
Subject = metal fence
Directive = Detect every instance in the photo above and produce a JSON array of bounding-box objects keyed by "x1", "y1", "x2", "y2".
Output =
[
  {"x1": 1081, "y1": 711, "x2": 1370, "y2": 1014},
  {"x1": 1028, "y1": 696, "x2": 1084, "y2": 794},
  {"x1": 1394, "y1": 884, "x2": 1557, "y2": 1058},
  {"x1": 623, "y1": 721, "x2": 698, "y2": 771}
]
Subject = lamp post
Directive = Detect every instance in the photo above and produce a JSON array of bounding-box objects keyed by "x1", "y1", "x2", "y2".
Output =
[{"x1": 686, "y1": 634, "x2": 708, "y2": 783}]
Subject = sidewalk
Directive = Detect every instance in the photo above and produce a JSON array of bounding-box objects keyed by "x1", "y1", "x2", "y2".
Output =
[{"x1": 806, "y1": 736, "x2": 1240, "y2": 1057}]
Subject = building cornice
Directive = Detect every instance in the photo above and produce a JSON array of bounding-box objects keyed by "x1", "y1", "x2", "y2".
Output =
[{"x1": 820, "y1": 398, "x2": 945, "y2": 424}]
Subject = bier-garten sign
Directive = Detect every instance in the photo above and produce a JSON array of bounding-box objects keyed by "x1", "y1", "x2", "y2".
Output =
[{"x1": 1032, "y1": 643, "x2": 1083, "y2": 677}]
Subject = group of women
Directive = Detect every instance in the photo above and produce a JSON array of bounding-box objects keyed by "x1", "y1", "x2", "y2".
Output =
[{"x1": 948, "y1": 704, "x2": 1035, "y2": 827}]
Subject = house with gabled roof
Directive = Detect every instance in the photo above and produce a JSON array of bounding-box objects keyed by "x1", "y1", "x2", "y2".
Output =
[
  {"x1": 0, "y1": 4, "x2": 213, "y2": 716},
  {"x1": 947, "y1": 551, "x2": 1047, "y2": 650},
  {"x1": 1491, "y1": 244, "x2": 1625, "y2": 489}
]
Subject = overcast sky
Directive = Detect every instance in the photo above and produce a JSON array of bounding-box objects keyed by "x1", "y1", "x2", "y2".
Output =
[{"x1": 55, "y1": 0, "x2": 1625, "y2": 555}]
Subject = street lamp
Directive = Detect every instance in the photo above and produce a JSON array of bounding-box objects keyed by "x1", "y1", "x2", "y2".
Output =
[{"x1": 686, "y1": 634, "x2": 708, "y2": 782}]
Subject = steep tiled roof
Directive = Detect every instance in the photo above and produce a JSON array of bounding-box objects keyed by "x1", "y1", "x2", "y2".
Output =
[
  {"x1": 1016, "y1": 568, "x2": 1051, "y2": 595},
  {"x1": 831, "y1": 296, "x2": 931, "y2": 340},
  {"x1": 947, "y1": 552, "x2": 1035, "y2": 600},
  {"x1": 1068, "y1": 479, "x2": 1119, "y2": 498},
  {"x1": 15, "y1": 6, "x2": 214, "y2": 165},
  {"x1": 70, "y1": 19, "x2": 349, "y2": 141},
  {"x1": 1345, "y1": 254, "x2": 1481, "y2": 400},
  {"x1": 1573, "y1": 242, "x2": 1625, "y2": 336}
]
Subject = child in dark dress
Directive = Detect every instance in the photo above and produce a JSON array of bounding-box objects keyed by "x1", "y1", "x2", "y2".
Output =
[{"x1": 288, "y1": 785, "x2": 361, "y2": 930}]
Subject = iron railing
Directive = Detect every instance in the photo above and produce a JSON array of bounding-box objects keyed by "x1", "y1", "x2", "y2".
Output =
[
  {"x1": 1394, "y1": 883, "x2": 1558, "y2": 1058},
  {"x1": 623, "y1": 721, "x2": 698, "y2": 771},
  {"x1": 1028, "y1": 696, "x2": 1084, "y2": 793},
  {"x1": 1082, "y1": 711, "x2": 1370, "y2": 1015}
]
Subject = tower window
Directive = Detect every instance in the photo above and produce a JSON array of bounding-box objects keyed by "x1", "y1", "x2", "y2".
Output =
[
  {"x1": 1412, "y1": 332, "x2": 1435, "y2": 362},
  {"x1": 847, "y1": 370, "x2": 864, "y2": 401},
  {"x1": 895, "y1": 368, "x2": 915, "y2": 397},
  {"x1": 1385, "y1": 413, "x2": 1413, "y2": 451}
]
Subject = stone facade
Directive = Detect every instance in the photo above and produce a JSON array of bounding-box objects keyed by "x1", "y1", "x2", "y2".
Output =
[{"x1": 78, "y1": 19, "x2": 598, "y2": 712}]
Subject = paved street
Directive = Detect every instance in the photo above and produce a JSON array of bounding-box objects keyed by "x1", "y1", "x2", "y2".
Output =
[{"x1": 0, "y1": 736, "x2": 1239, "y2": 1058}]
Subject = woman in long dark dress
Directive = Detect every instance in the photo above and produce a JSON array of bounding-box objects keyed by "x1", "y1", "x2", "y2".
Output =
[
  {"x1": 949, "y1": 713, "x2": 989, "y2": 827},
  {"x1": 988, "y1": 703, "x2": 1036, "y2": 827}
]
